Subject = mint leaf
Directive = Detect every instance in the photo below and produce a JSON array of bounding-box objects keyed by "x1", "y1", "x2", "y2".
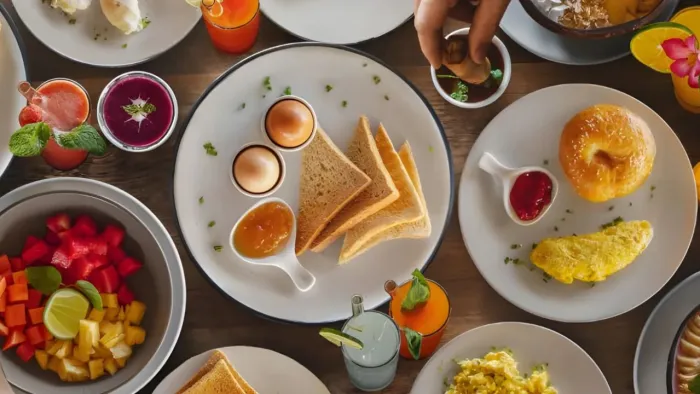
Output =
[
  {"x1": 25, "y1": 266, "x2": 61, "y2": 296},
  {"x1": 9, "y1": 122, "x2": 51, "y2": 157},
  {"x1": 401, "y1": 269, "x2": 431, "y2": 311},
  {"x1": 490, "y1": 69, "x2": 503, "y2": 83},
  {"x1": 690, "y1": 375, "x2": 700, "y2": 394},
  {"x1": 75, "y1": 280, "x2": 102, "y2": 311},
  {"x1": 57, "y1": 124, "x2": 107, "y2": 155},
  {"x1": 122, "y1": 103, "x2": 156, "y2": 117},
  {"x1": 403, "y1": 327, "x2": 422, "y2": 360}
]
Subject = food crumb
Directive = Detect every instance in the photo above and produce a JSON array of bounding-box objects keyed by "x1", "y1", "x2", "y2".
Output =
[
  {"x1": 341, "y1": 100, "x2": 348, "y2": 108},
  {"x1": 325, "y1": 84, "x2": 333, "y2": 92},
  {"x1": 203, "y1": 142, "x2": 218, "y2": 156},
  {"x1": 372, "y1": 75, "x2": 381, "y2": 84},
  {"x1": 239, "y1": 102, "x2": 246, "y2": 110},
  {"x1": 121, "y1": 43, "x2": 128, "y2": 49},
  {"x1": 198, "y1": 196, "x2": 204, "y2": 205},
  {"x1": 208, "y1": 221, "x2": 216, "y2": 228},
  {"x1": 384, "y1": 95, "x2": 390, "y2": 101},
  {"x1": 543, "y1": 159, "x2": 549, "y2": 165}
]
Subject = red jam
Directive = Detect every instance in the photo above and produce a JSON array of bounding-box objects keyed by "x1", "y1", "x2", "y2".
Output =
[{"x1": 509, "y1": 171, "x2": 553, "y2": 221}]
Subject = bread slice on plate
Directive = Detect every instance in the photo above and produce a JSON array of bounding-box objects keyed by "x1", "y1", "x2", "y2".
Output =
[
  {"x1": 340, "y1": 141, "x2": 431, "y2": 263},
  {"x1": 296, "y1": 127, "x2": 371, "y2": 255},
  {"x1": 339, "y1": 124, "x2": 425, "y2": 263},
  {"x1": 177, "y1": 350, "x2": 258, "y2": 394},
  {"x1": 310, "y1": 116, "x2": 399, "y2": 252}
]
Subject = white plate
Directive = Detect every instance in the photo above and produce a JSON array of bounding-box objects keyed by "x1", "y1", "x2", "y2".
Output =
[
  {"x1": 500, "y1": 0, "x2": 676, "y2": 65},
  {"x1": 173, "y1": 43, "x2": 453, "y2": 324},
  {"x1": 153, "y1": 346, "x2": 330, "y2": 394},
  {"x1": 458, "y1": 84, "x2": 696, "y2": 323},
  {"x1": 411, "y1": 322, "x2": 611, "y2": 393},
  {"x1": 0, "y1": 5, "x2": 26, "y2": 179},
  {"x1": 260, "y1": 0, "x2": 412, "y2": 44},
  {"x1": 634, "y1": 272, "x2": 700, "y2": 394},
  {"x1": 12, "y1": 0, "x2": 200, "y2": 67}
]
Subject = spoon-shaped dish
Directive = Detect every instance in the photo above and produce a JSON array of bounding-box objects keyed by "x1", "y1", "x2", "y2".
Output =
[
  {"x1": 230, "y1": 197, "x2": 316, "y2": 292},
  {"x1": 478, "y1": 152, "x2": 558, "y2": 226}
]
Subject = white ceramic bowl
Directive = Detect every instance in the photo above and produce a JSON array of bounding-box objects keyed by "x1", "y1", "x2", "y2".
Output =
[
  {"x1": 230, "y1": 142, "x2": 286, "y2": 198},
  {"x1": 260, "y1": 95, "x2": 318, "y2": 152},
  {"x1": 430, "y1": 27, "x2": 512, "y2": 109}
]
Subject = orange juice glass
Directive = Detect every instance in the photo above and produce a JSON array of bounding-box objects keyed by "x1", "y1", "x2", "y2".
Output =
[
  {"x1": 201, "y1": 0, "x2": 260, "y2": 54},
  {"x1": 36, "y1": 78, "x2": 91, "y2": 131},
  {"x1": 386, "y1": 278, "x2": 451, "y2": 360},
  {"x1": 670, "y1": 7, "x2": 700, "y2": 113}
]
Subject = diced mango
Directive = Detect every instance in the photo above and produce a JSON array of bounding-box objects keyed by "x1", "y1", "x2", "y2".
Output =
[
  {"x1": 126, "y1": 301, "x2": 146, "y2": 325},
  {"x1": 92, "y1": 344, "x2": 113, "y2": 359},
  {"x1": 54, "y1": 341, "x2": 73, "y2": 359},
  {"x1": 88, "y1": 359, "x2": 104, "y2": 380},
  {"x1": 101, "y1": 334, "x2": 124, "y2": 349},
  {"x1": 117, "y1": 306, "x2": 125, "y2": 321},
  {"x1": 109, "y1": 341, "x2": 132, "y2": 360},
  {"x1": 35, "y1": 350, "x2": 49, "y2": 370},
  {"x1": 74, "y1": 346, "x2": 91, "y2": 363},
  {"x1": 125, "y1": 326, "x2": 146, "y2": 346},
  {"x1": 116, "y1": 356, "x2": 128, "y2": 368},
  {"x1": 101, "y1": 293, "x2": 118, "y2": 309},
  {"x1": 104, "y1": 358, "x2": 119, "y2": 375},
  {"x1": 78, "y1": 320, "x2": 100, "y2": 353},
  {"x1": 48, "y1": 356, "x2": 61, "y2": 373},
  {"x1": 105, "y1": 307, "x2": 120, "y2": 322},
  {"x1": 47, "y1": 340, "x2": 62, "y2": 356},
  {"x1": 99, "y1": 322, "x2": 124, "y2": 348},
  {"x1": 99, "y1": 320, "x2": 110, "y2": 334},
  {"x1": 88, "y1": 308, "x2": 106, "y2": 323},
  {"x1": 57, "y1": 358, "x2": 89, "y2": 382}
]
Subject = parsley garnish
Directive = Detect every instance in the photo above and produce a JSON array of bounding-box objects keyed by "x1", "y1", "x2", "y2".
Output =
[
  {"x1": 341, "y1": 100, "x2": 348, "y2": 107},
  {"x1": 325, "y1": 84, "x2": 333, "y2": 92},
  {"x1": 203, "y1": 142, "x2": 218, "y2": 156},
  {"x1": 283, "y1": 86, "x2": 291, "y2": 96},
  {"x1": 450, "y1": 81, "x2": 468, "y2": 103},
  {"x1": 122, "y1": 103, "x2": 156, "y2": 117},
  {"x1": 213, "y1": 245, "x2": 222, "y2": 252},
  {"x1": 208, "y1": 221, "x2": 216, "y2": 228},
  {"x1": 263, "y1": 76, "x2": 272, "y2": 91},
  {"x1": 372, "y1": 75, "x2": 381, "y2": 84},
  {"x1": 198, "y1": 196, "x2": 204, "y2": 204}
]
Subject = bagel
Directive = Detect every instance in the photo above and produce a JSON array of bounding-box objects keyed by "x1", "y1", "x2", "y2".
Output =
[{"x1": 559, "y1": 104, "x2": 656, "y2": 203}]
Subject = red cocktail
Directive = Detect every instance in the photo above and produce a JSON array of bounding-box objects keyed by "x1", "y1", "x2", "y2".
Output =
[{"x1": 201, "y1": 0, "x2": 260, "y2": 54}]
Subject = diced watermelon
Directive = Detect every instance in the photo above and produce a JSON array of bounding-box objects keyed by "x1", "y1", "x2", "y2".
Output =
[
  {"x1": 63, "y1": 237, "x2": 90, "y2": 260},
  {"x1": 107, "y1": 246, "x2": 127, "y2": 264},
  {"x1": 116, "y1": 257, "x2": 143, "y2": 278},
  {"x1": 60, "y1": 266, "x2": 77, "y2": 286},
  {"x1": 72, "y1": 215, "x2": 97, "y2": 237},
  {"x1": 46, "y1": 213, "x2": 70, "y2": 234},
  {"x1": 16, "y1": 341, "x2": 34, "y2": 362},
  {"x1": 37, "y1": 246, "x2": 56, "y2": 266},
  {"x1": 22, "y1": 236, "x2": 40, "y2": 253},
  {"x1": 0, "y1": 320, "x2": 8, "y2": 336},
  {"x1": 9, "y1": 258, "x2": 24, "y2": 272},
  {"x1": 101, "y1": 225, "x2": 125, "y2": 247},
  {"x1": 44, "y1": 231, "x2": 61, "y2": 246},
  {"x1": 87, "y1": 238, "x2": 108, "y2": 256},
  {"x1": 21, "y1": 240, "x2": 50, "y2": 265},
  {"x1": 69, "y1": 257, "x2": 96, "y2": 282},
  {"x1": 2, "y1": 329, "x2": 25, "y2": 351},
  {"x1": 117, "y1": 284, "x2": 134, "y2": 306},
  {"x1": 25, "y1": 326, "x2": 43, "y2": 347},
  {"x1": 89, "y1": 266, "x2": 120, "y2": 294},
  {"x1": 56, "y1": 230, "x2": 72, "y2": 242},
  {"x1": 26, "y1": 290, "x2": 42, "y2": 309},
  {"x1": 86, "y1": 253, "x2": 109, "y2": 269},
  {"x1": 50, "y1": 247, "x2": 71, "y2": 270}
]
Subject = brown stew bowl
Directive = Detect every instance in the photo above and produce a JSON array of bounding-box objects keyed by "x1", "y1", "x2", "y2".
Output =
[{"x1": 519, "y1": 0, "x2": 679, "y2": 39}]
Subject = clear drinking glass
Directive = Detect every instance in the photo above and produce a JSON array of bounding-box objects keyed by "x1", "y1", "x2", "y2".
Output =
[{"x1": 341, "y1": 295, "x2": 400, "y2": 392}]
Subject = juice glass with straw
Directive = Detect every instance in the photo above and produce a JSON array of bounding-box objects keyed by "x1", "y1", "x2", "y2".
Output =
[
  {"x1": 200, "y1": 0, "x2": 260, "y2": 54},
  {"x1": 386, "y1": 270, "x2": 451, "y2": 360}
]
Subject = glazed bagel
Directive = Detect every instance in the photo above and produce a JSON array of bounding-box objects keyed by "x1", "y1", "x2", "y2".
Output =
[{"x1": 559, "y1": 104, "x2": 656, "y2": 203}]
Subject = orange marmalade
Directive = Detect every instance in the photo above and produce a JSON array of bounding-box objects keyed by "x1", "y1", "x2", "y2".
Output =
[{"x1": 233, "y1": 202, "x2": 293, "y2": 258}]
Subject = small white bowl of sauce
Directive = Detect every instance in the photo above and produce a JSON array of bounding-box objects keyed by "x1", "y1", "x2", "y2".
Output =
[
  {"x1": 230, "y1": 143, "x2": 285, "y2": 198},
  {"x1": 478, "y1": 152, "x2": 558, "y2": 226},
  {"x1": 261, "y1": 95, "x2": 317, "y2": 152}
]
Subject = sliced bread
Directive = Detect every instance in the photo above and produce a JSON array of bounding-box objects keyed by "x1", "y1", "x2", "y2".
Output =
[
  {"x1": 310, "y1": 116, "x2": 399, "y2": 252},
  {"x1": 182, "y1": 359, "x2": 244, "y2": 394},
  {"x1": 339, "y1": 124, "x2": 425, "y2": 263},
  {"x1": 178, "y1": 351, "x2": 246, "y2": 394},
  {"x1": 339, "y1": 141, "x2": 431, "y2": 263},
  {"x1": 296, "y1": 127, "x2": 371, "y2": 255}
]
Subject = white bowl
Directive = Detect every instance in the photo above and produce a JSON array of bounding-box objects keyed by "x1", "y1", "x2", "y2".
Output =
[
  {"x1": 230, "y1": 142, "x2": 286, "y2": 198},
  {"x1": 430, "y1": 27, "x2": 512, "y2": 109},
  {"x1": 260, "y1": 95, "x2": 318, "y2": 152}
]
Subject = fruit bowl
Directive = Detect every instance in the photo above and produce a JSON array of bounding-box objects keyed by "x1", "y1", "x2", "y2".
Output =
[
  {"x1": 667, "y1": 305, "x2": 700, "y2": 394},
  {"x1": 0, "y1": 178, "x2": 185, "y2": 394}
]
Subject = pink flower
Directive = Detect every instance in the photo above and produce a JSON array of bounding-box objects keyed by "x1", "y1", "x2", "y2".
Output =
[{"x1": 662, "y1": 35, "x2": 700, "y2": 89}]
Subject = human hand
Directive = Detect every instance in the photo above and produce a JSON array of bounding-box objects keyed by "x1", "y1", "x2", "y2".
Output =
[{"x1": 414, "y1": 0, "x2": 511, "y2": 68}]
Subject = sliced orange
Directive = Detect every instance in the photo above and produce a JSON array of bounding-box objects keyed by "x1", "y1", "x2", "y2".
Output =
[{"x1": 630, "y1": 22, "x2": 693, "y2": 74}]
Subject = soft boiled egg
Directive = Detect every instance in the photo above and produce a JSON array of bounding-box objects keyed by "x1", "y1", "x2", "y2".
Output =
[
  {"x1": 264, "y1": 98, "x2": 315, "y2": 149},
  {"x1": 233, "y1": 146, "x2": 281, "y2": 194}
]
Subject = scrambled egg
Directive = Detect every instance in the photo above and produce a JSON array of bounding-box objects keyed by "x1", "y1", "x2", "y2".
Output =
[{"x1": 445, "y1": 351, "x2": 557, "y2": 394}]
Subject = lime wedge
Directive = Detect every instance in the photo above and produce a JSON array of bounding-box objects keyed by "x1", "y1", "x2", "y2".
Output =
[
  {"x1": 319, "y1": 328, "x2": 363, "y2": 349},
  {"x1": 630, "y1": 22, "x2": 693, "y2": 73},
  {"x1": 43, "y1": 288, "x2": 90, "y2": 340}
]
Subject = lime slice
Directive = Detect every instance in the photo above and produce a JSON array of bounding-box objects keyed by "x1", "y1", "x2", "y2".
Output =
[
  {"x1": 319, "y1": 328, "x2": 363, "y2": 349},
  {"x1": 630, "y1": 22, "x2": 693, "y2": 73},
  {"x1": 43, "y1": 288, "x2": 90, "y2": 340}
]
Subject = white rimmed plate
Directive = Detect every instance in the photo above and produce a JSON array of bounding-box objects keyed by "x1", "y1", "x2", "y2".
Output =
[
  {"x1": 11, "y1": 0, "x2": 200, "y2": 67},
  {"x1": 634, "y1": 272, "x2": 700, "y2": 394},
  {"x1": 0, "y1": 5, "x2": 26, "y2": 179},
  {"x1": 410, "y1": 322, "x2": 611, "y2": 393},
  {"x1": 173, "y1": 43, "x2": 453, "y2": 324},
  {"x1": 153, "y1": 346, "x2": 329, "y2": 393},
  {"x1": 458, "y1": 84, "x2": 696, "y2": 322},
  {"x1": 260, "y1": 0, "x2": 412, "y2": 44}
]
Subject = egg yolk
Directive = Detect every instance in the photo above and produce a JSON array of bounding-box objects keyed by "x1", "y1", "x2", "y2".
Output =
[
  {"x1": 233, "y1": 146, "x2": 281, "y2": 194},
  {"x1": 265, "y1": 99, "x2": 314, "y2": 148}
]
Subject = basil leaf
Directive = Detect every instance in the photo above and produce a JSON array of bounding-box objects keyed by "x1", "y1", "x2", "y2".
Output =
[
  {"x1": 25, "y1": 266, "x2": 62, "y2": 296},
  {"x1": 57, "y1": 124, "x2": 107, "y2": 155},
  {"x1": 403, "y1": 327, "x2": 422, "y2": 360},
  {"x1": 401, "y1": 269, "x2": 431, "y2": 311},
  {"x1": 9, "y1": 122, "x2": 51, "y2": 157},
  {"x1": 76, "y1": 280, "x2": 102, "y2": 311},
  {"x1": 689, "y1": 375, "x2": 700, "y2": 394}
]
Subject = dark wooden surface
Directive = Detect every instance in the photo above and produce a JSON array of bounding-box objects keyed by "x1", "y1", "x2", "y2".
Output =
[{"x1": 2, "y1": 2, "x2": 700, "y2": 393}]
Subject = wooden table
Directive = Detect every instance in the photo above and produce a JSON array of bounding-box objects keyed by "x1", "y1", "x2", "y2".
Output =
[{"x1": 2, "y1": 3, "x2": 699, "y2": 393}]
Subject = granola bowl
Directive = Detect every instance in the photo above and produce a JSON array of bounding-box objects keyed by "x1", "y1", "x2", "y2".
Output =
[{"x1": 519, "y1": 0, "x2": 678, "y2": 39}]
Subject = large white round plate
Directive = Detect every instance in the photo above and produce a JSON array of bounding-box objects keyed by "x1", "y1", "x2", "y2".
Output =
[
  {"x1": 0, "y1": 5, "x2": 26, "y2": 179},
  {"x1": 500, "y1": 0, "x2": 676, "y2": 65},
  {"x1": 634, "y1": 272, "x2": 700, "y2": 394},
  {"x1": 260, "y1": 0, "x2": 412, "y2": 44},
  {"x1": 11, "y1": 0, "x2": 200, "y2": 67},
  {"x1": 459, "y1": 84, "x2": 696, "y2": 323},
  {"x1": 153, "y1": 346, "x2": 330, "y2": 393},
  {"x1": 411, "y1": 322, "x2": 611, "y2": 393},
  {"x1": 173, "y1": 43, "x2": 453, "y2": 324}
]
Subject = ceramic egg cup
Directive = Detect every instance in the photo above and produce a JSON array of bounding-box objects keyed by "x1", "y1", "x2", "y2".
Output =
[
  {"x1": 260, "y1": 95, "x2": 318, "y2": 152},
  {"x1": 230, "y1": 142, "x2": 287, "y2": 199}
]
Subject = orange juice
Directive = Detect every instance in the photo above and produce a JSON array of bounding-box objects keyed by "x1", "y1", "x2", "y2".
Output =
[
  {"x1": 37, "y1": 79, "x2": 90, "y2": 132},
  {"x1": 670, "y1": 7, "x2": 700, "y2": 113},
  {"x1": 201, "y1": 0, "x2": 260, "y2": 54},
  {"x1": 388, "y1": 279, "x2": 451, "y2": 359}
]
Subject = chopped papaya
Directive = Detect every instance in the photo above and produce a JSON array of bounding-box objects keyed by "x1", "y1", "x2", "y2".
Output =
[
  {"x1": 28, "y1": 307, "x2": 44, "y2": 325},
  {"x1": 125, "y1": 301, "x2": 146, "y2": 325},
  {"x1": 2, "y1": 329, "x2": 26, "y2": 351},
  {"x1": 5, "y1": 304, "x2": 26, "y2": 327},
  {"x1": 7, "y1": 283, "x2": 28, "y2": 303},
  {"x1": 25, "y1": 325, "x2": 44, "y2": 346},
  {"x1": 11, "y1": 271, "x2": 27, "y2": 285},
  {"x1": 35, "y1": 349, "x2": 49, "y2": 370}
]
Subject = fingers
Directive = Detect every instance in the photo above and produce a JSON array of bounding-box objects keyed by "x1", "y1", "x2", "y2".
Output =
[
  {"x1": 415, "y1": 0, "x2": 456, "y2": 69},
  {"x1": 448, "y1": 0, "x2": 475, "y2": 22},
  {"x1": 468, "y1": 0, "x2": 510, "y2": 63}
]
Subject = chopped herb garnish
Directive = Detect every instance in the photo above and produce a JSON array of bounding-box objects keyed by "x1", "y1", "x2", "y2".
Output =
[
  {"x1": 629, "y1": 202, "x2": 633, "y2": 207},
  {"x1": 590, "y1": 282, "x2": 596, "y2": 288},
  {"x1": 283, "y1": 86, "x2": 292, "y2": 96},
  {"x1": 554, "y1": 226, "x2": 559, "y2": 232},
  {"x1": 203, "y1": 142, "x2": 218, "y2": 156},
  {"x1": 450, "y1": 81, "x2": 468, "y2": 103},
  {"x1": 428, "y1": 145, "x2": 434, "y2": 153},
  {"x1": 490, "y1": 69, "x2": 504, "y2": 83},
  {"x1": 561, "y1": 218, "x2": 565, "y2": 222},
  {"x1": 608, "y1": 206, "x2": 614, "y2": 211},
  {"x1": 601, "y1": 216, "x2": 624, "y2": 230},
  {"x1": 325, "y1": 84, "x2": 333, "y2": 92},
  {"x1": 121, "y1": 43, "x2": 128, "y2": 49},
  {"x1": 198, "y1": 196, "x2": 204, "y2": 204},
  {"x1": 565, "y1": 209, "x2": 573, "y2": 214},
  {"x1": 362, "y1": 63, "x2": 367, "y2": 67},
  {"x1": 504, "y1": 257, "x2": 511, "y2": 264},
  {"x1": 512, "y1": 258, "x2": 522, "y2": 265},
  {"x1": 651, "y1": 185, "x2": 656, "y2": 191},
  {"x1": 213, "y1": 245, "x2": 223, "y2": 252},
  {"x1": 532, "y1": 243, "x2": 538, "y2": 250},
  {"x1": 69, "y1": 18, "x2": 77, "y2": 25},
  {"x1": 139, "y1": 17, "x2": 151, "y2": 30},
  {"x1": 543, "y1": 159, "x2": 549, "y2": 165},
  {"x1": 436, "y1": 74, "x2": 460, "y2": 80},
  {"x1": 208, "y1": 221, "x2": 215, "y2": 228},
  {"x1": 341, "y1": 100, "x2": 348, "y2": 108},
  {"x1": 384, "y1": 95, "x2": 389, "y2": 101},
  {"x1": 239, "y1": 102, "x2": 246, "y2": 110},
  {"x1": 263, "y1": 76, "x2": 272, "y2": 91},
  {"x1": 372, "y1": 75, "x2": 381, "y2": 84},
  {"x1": 510, "y1": 244, "x2": 521, "y2": 249},
  {"x1": 122, "y1": 102, "x2": 156, "y2": 117},
  {"x1": 542, "y1": 273, "x2": 552, "y2": 283}
]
